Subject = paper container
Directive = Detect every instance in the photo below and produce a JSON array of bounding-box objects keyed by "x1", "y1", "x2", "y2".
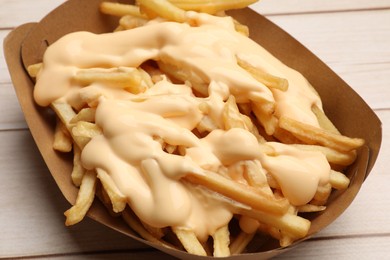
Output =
[{"x1": 3, "y1": 0, "x2": 382, "y2": 258}]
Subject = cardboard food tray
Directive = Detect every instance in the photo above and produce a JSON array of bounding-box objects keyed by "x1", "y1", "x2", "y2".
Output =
[{"x1": 3, "y1": 0, "x2": 382, "y2": 259}]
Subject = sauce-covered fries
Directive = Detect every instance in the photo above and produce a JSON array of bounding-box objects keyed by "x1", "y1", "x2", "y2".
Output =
[{"x1": 27, "y1": 0, "x2": 364, "y2": 256}]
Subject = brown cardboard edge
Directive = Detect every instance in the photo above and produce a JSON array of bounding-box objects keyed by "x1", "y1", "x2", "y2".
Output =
[
  {"x1": 4, "y1": 0, "x2": 383, "y2": 259},
  {"x1": 4, "y1": 23, "x2": 78, "y2": 205}
]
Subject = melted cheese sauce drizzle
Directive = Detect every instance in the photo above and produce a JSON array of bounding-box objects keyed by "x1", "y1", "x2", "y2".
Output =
[{"x1": 34, "y1": 12, "x2": 330, "y2": 241}]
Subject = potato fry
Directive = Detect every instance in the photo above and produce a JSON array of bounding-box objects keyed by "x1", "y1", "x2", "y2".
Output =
[
  {"x1": 266, "y1": 172, "x2": 280, "y2": 190},
  {"x1": 273, "y1": 126, "x2": 302, "y2": 144},
  {"x1": 114, "y1": 25, "x2": 125, "y2": 32},
  {"x1": 27, "y1": 62, "x2": 42, "y2": 78},
  {"x1": 279, "y1": 116, "x2": 365, "y2": 152},
  {"x1": 279, "y1": 232, "x2": 294, "y2": 247},
  {"x1": 172, "y1": 227, "x2": 207, "y2": 256},
  {"x1": 96, "y1": 169, "x2": 127, "y2": 213},
  {"x1": 100, "y1": 2, "x2": 146, "y2": 18},
  {"x1": 311, "y1": 104, "x2": 340, "y2": 134},
  {"x1": 251, "y1": 101, "x2": 278, "y2": 135},
  {"x1": 233, "y1": 18, "x2": 249, "y2": 36},
  {"x1": 138, "y1": 67, "x2": 155, "y2": 89},
  {"x1": 229, "y1": 231, "x2": 255, "y2": 255},
  {"x1": 119, "y1": 15, "x2": 148, "y2": 30},
  {"x1": 297, "y1": 204, "x2": 326, "y2": 213},
  {"x1": 71, "y1": 121, "x2": 102, "y2": 149},
  {"x1": 243, "y1": 160, "x2": 273, "y2": 195},
  {"x1": 223, "y1": 95, "x2": 267, "y2": 143},
  {"x1": 51, "y1": 101, "x2": 91, "y2": 150},
  {"x1": 157, "y1": 61, "x2": 209, "y2": 96},
  {"x1": 138, "y1": 0, "x2": 187, "y2": 23},
  {"x1": 196, "y1": 115, "x2": 219, "y2": 134},
  {"x1": 71, "y1": 121, "x2": 102, "y2": 138},
  {"x1": 240, "y1": 208, "x2": 311, "y2": 240},
  {"x1": 292, "y1": 144, "x2": 357, "y2": 166},
  {"x1": 74, "y1": 67, "x2": 145, "y2": 94},
  {"x1": 71, "y1": 144, "x2": 86, "y2": 187},
  {"x1": 51, "y1": 101, "x2": 76, "y2": 127},
  {"x1": 95, "y1": 180, "x2": 119, "y2": 216},
  {"x1": 164, "y1": 143, "x2": 177, "y2": 154},
  {"x1": 212, "y1": 225, "x2": 230, "y2": 257},
  {"x1": 223, "y1": 95, "x2": 247, "y2": 130},
  {"x1": 311, "y1": 183, "x2": 332, "y2": 206},
  {"x1": 78, "y1": 87, "x2": 103, "y2": 108},
  {"x1": 185, "y1": 170, "x2": 290, "y2": 215},
  {"x1": 330, "y1": 170, "x2": 350, "y2": 190},
  {"x1": 141, "y1": 221, "x2": 167, "y2": 240},
  {"x1": 53, "y1": 119, "x2": 72, "y2": 152},
  {"x1": 64, "y1": 170, "x2": 97, "y2": 226},
  {"x1": 70, "y1": 107, "x2": 96, "y2": 124},
  {"x1": 237, "y1": 57, "x2": 288, "y2": 92}
]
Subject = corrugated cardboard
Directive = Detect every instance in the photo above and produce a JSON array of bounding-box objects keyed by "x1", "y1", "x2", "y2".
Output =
[{"x1": 3, "y1": 0, "x2": 382, "y2": 258}]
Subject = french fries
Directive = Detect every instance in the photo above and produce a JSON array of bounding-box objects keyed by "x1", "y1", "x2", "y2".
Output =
[
  {"x1": 53, "y1": 119, "x2": 72, "y2": 152},
  {"x1": 172, "y1": 227, "x2": 208, "y2": 256},
  {"x1": 212, "y1": 225, "x2": 230, "y2": 257},
  {"x1": 64, "y1": 170, "x2": 97, "y2": 226},
  {"x1": 279, "y1": 116, "x2": 364, "y2": 152},
  {"x1": 229, "y1": 231, "x2": 255, "y2": 255},
  {"x1": 100, "y1": 2, "x2": 146, "y2": 18},
  {"x1": 237, "y1": 57, "x2": 289, "y2": 92},
  {"x1": 185, "y1": 170, "x2": 290, "y2": 215},
  {"x1": 138, "y1": 0, "x2": 187, "y2": 22},
  {"x1": 27, "y1": 0, "x2": 365, "y2": 257}
]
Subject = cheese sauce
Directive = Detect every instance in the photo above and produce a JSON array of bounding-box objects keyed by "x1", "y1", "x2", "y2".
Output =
[{"x1": 34, "y1": 11, "x2": 330, "y2": 241}]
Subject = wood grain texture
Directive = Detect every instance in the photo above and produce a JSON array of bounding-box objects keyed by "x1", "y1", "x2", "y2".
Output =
[
  {"x1": 254, "y1": 0, "x2": 390, "y2": 15},
  {"x1": 1, "y1": 0, "x2": 389, "y2": 259},
  {"x1": 258, "y1": 10, "x2": 390, "y2": 110},
  {"x1": 1, "y1": 0, "x2": 389, "y2": 27}
]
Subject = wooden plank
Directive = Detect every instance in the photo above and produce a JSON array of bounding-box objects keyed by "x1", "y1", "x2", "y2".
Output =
[
  {"x1": 0, "y1": 30, "x2": 12, "y2": 83},
  {"x1": 0, "y1": 83, "x2": 27, "y2": 130},
  {"x1": 0, "y1": 0, "x2": 65, "y2": 28},
  {"x1": 0, "y1": 130, "x2": 151, "y2": 258},
  {"x1": 253, "y1": 0, "x2": 390, "y2": 15},
  {"x1": 262, "y1": 10, "x2": 390, "y2": 110},
  {"x1": 275, "y1": 235, "x2": 390, "y2": 259},
  {"x1": 317, "y1": 171, "x2": 390, "y2": 236},
  {"x1": 0, "y1": 110, "x2": 389, "y2": 258},
  {"x1": 1, "y1": 0, "x2": 390, "y2": 28}
]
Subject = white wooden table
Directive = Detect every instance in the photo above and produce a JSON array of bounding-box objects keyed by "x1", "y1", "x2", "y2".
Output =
[{"x1": 1, "y1": 1, "x2": 389, "y2": 259}]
